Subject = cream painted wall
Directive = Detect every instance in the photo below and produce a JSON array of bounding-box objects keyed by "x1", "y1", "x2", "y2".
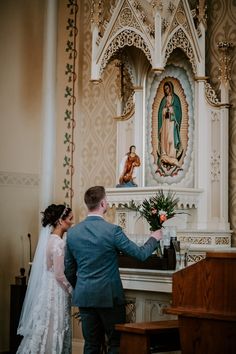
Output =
[
  {"x1": 0, "y1": 1, "x2": 44, "y2": 351},
  {"x1": 0, "y1": 1, "x2": 43, "y2": 172}
]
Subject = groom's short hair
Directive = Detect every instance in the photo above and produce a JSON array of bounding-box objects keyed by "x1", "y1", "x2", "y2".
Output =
[{"x1": 84, "y1": 186, "x2": 106, "y2": 211}]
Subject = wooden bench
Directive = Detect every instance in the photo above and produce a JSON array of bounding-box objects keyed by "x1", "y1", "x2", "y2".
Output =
[{"x1": 115, "y1": 319, "x2": 180, "y2": 354}]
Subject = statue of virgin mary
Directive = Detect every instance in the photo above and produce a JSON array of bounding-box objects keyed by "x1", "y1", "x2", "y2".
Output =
[{"x1": 158, "y1": 81, "x2": 183, "y2": 168}]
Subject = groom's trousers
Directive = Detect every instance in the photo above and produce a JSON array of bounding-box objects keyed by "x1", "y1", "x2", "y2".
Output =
[{"x1": 79, "y1": 303, "x2": 126, "y2": 354}]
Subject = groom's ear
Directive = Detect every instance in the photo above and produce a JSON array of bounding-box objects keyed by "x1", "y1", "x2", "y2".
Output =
[{"x1": 101, "y1": 198, "x2": 106, "y2": 208}]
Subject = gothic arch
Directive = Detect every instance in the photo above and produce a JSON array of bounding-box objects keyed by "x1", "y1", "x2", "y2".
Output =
[
  {"x1": 99, "y1": 29, "x2": 152, "y2": 77},
  {"x1": 163, "y1": 27, "x2": 198, "y2": 74}
]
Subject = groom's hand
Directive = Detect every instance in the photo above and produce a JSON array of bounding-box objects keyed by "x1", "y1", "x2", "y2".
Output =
[{"x1": 151, "y1": 229, "x2": 162, "y2": 241}]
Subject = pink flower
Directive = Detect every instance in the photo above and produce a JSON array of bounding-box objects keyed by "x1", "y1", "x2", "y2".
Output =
[{"x1": 160, "y1": 214, "x2": 167, "y2": 222}]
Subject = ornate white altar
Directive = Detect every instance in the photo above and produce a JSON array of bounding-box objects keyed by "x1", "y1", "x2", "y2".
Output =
[
  {"x1": 120, "y1": 268, "x2": 174, "y2": 321},
  {"x1": 90, "y1": 0, "x2": 232, "y2": 260}
]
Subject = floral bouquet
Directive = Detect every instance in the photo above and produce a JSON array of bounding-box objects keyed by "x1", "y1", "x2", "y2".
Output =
[{"x1": 122, "y1": 190, "x2": 179, "y2": 231}]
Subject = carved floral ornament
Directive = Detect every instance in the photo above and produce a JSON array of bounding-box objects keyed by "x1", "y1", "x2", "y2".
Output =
[
  {"x1": 120, "y1": 7, "x2": 133, "y2": 26},
  {"x1": 211, "y1": 150, "x2": 220, "y2": 182},
  {"x1": 203, "y1": 41, "x2": 234, "y2": 107},
  {"x1": 217, "y1": 41, "x2": 234, "y2": 83},
  {"x1": 204, "y1": 82, "x2": 219, "y2": 106},
  {"x1": 113, "y1": 59, "x2": 135, "y2": 121},
  {"x1": 91, "y1": 0, "x2": 155, "y2": 44}
]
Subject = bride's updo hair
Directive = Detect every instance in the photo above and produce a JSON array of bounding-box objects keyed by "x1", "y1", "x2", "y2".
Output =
[{"x1": 41, "y1": 204, "x2": 72, "y2": 227}]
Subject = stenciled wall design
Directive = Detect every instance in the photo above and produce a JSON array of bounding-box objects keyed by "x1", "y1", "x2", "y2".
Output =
[
  {"x1": 206, "y1": 0, "x2": 236, "y2": 245},
  {"x1": 75, "y1": 0, "x2": 118, "y2": 219},
  {"x1": 0, "y1": 171, "x2": 39, "y2": 187}
]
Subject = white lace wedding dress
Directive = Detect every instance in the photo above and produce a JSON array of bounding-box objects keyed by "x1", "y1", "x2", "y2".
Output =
[{"x1": 17, "y1": 234, "x2": 72, "y2": 354}]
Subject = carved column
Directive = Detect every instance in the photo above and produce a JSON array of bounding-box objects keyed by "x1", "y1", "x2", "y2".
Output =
[
  {"x1": 217, "y1": 41, "x2": 234, "y2": 229},
  {"x1": 195, "y1": 78, "x2": 210, "y2": 229},
  {"x1": 219, "y1": 105, "x2": 230, "y2": 229},
  {"x1": 133, "y1": 86, "x2": 144, "y2": 187},
  {"x1": 196, "y1": 75, "x2": 230, "y2": 231}
]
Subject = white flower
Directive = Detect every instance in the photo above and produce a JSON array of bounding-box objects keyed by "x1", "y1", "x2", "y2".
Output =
[{"x1": 158, "y1": 210, "x2": 167, "y2": 216}]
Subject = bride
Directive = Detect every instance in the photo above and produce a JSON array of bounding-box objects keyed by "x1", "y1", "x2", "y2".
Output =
[{"x1": 17, "y1": 204, "x2": 74, "y2": 354}]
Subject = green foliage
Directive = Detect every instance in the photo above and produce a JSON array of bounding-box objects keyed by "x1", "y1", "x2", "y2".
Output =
[{"x1": 120, "y1": 190, "x2": 179, "y2": 231}]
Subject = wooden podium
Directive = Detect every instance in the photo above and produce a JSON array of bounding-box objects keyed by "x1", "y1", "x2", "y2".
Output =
[{"x1": 166, "y1": 251, "x2": 236, "y2": 354}]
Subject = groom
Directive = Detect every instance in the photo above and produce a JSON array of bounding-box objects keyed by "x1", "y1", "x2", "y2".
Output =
[{"x1": 64, "y1": 185, "x2": 162, "y2": 354}]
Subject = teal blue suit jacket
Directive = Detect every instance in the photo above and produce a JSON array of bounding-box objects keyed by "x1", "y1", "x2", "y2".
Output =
[{"x1": 64, "y1": 216, "x2": 158, "y2": 308}]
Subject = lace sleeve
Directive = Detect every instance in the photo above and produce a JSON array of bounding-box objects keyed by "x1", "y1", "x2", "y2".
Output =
[{"x1": 53, "y1": 239, "x2": 73, "y2": 294}]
